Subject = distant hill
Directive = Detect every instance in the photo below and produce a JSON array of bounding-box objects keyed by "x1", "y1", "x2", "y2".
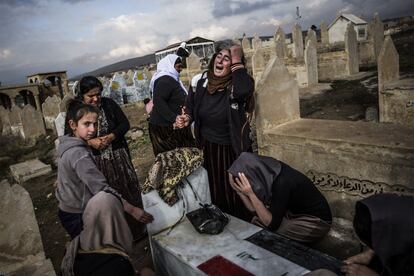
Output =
[{"x1": 72, "y1": 53, "x2": 155, "y2": 80}]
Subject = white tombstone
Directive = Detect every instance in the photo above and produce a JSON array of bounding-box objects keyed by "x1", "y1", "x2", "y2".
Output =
[
  {"x1": 21, "y1": 104, "x2": 46, "y2": 140},
  {"x1": 321, "y1": 20, "x2": 329, "y2": 44},
  {"x1": 252, "y1": 33, "x2": 262, "y2": 50},
  {"x1": 242, "y1": 35, "x2": 251, "y2": 51},
  {"x1": 42, "y1": 95, "x2": 61, "y2": 131},
  {"x1": 0, "y1": 106, "x2": 12, "y2": 135}
]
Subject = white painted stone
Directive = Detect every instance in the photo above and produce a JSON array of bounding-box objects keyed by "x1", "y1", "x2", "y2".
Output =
[
  {"x1": 305, "y1": 28, "x2": 317, "y2": 46},
  {"x1": 9, "y1": 159, "x2": 52, "y2": 183},
  {"x1": 252, "y1": 33, "x2": 262, "y2": 50},
  {"x1": 186, "y1": 51, "x2": 201, "y2": 71},
  {"x1": 42, "y1": 95, "x2": 61, "y2": 131},
  {"x1": 242, "y1": 35, "x2": 251, "y2": 51}
]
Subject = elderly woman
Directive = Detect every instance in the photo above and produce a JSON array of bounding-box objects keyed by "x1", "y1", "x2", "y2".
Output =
[
  {"x1": 228, "y1": 152, "x2": 332, "y2": 243},
  {"x1": 341, "y1": 193, "x2": 414, "y2": 276},
  {"x1": 71, "y1": 76, "x2": 145, "y2": 240},
  {"x1": 148, "y1": 54, "x2": 195, "y2": 156},
  {"x1": 177, "y1": 43, "x2": 254, "y2": 220}
]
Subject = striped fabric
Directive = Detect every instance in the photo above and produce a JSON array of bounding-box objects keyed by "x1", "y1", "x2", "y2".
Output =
[
  {"x1": 149, "y1": 123, "x2": 195, "y2": 156},
  {"x1": 203, "y1": 140, "x2": 251, "y2": 221}
]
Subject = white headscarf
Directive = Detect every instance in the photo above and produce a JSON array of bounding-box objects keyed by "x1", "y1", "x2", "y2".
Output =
[{"x1": 150, "y1": 54, "x2": 188, "y2": 96}]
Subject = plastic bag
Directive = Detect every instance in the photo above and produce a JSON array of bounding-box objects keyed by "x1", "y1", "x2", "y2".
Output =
[{"x1": 186, "y1": 203, "x2": 229, "y2": 235}]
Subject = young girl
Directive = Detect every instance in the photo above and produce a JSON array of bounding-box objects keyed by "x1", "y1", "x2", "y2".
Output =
[{"x1": 56, "y1": 100, "x2": 153, "y2": 276}]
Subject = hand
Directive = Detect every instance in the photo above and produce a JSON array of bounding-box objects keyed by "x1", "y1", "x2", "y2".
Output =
[
  {"x1": 230, "y1": 44, "x2": 243, "y2": 64},
  {"x1": 341, "y1": 263, "x2": 379, "y2": 276},
  {"x1": 130, "y1": 207, "x2": 154, "y2": 224},
  {"x1": 88, "y1": 137, "x2": 106, "y2": 150},
  {"x1": 344, "y1": 249, "x2": 375, "y2": 265},
  {"x1": 231, "y1": 172, "x2": 254, "y2": 196},
  {"x1": 101, "y1": 133, "x2": 115, "y2": 147}
]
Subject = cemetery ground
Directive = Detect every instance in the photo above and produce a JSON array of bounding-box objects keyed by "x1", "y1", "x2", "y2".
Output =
[{"x1": 1, "y1": 30, "x2": 413, "y2": 274}]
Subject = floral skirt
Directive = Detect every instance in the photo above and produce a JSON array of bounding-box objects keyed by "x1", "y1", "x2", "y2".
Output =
[{"x1": 94, "y1": 147, "x2": 146, "y2": 240}]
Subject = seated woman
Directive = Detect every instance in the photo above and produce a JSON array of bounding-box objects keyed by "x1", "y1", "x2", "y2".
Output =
[
  {"x1": 341, "y1": 193, "x2": 414, "y2": 276},
  {"x1": 228, "y1": 152, "x2": 332, "y2": 243}
]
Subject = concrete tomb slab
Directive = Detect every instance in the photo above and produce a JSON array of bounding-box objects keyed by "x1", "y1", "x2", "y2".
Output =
[{"x1": 9, "y1": 159, "x2": 52, "y2": 183}]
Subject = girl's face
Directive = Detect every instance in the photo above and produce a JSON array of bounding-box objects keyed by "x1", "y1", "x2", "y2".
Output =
[
  {"x1": 82, "y1": 87, "x2": 101, "y2": 106},
  {"x1": 69, "y1": 112, "x2": 98, "y2": 140},
  {"x1": 213, "y1": 49, "x2": 231, "y2": 77}
]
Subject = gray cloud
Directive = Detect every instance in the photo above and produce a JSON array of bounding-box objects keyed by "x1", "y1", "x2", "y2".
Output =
[{"x1": 212, "y1": 0, "x2": 280, "y2": 18}]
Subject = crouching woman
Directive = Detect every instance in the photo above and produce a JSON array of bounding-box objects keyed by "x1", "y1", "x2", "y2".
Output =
[
  {"x1": 228, "y1": 152, "x2": 332, "y2": 243},
  {"x1": 56, "y1": 100, "x2": 153, "y2": 276}
]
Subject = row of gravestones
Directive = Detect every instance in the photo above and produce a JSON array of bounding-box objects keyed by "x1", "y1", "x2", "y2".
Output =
[
  {"x1": 248, "y1": 22, "x2": 360, "y2": 86},
  {"x1": 101, "y1": 69, "x2": 152, "y2": 106}
]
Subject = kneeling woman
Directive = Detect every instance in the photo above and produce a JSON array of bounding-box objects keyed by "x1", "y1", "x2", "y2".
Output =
[
  {"x1": 56, "y1": 100, "x2": 153, "y2": 276},
  {"x1": 228, "y1": 152, "x2": 332, "y2": 243}
]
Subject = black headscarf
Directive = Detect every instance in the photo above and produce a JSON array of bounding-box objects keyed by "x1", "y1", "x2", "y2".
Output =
[
  {"x1": 354, "y1": 193, "x2": 414, "y2": 274},
  {"x1": 228, "y1": 152, "x2": 282, "y2": 205}
]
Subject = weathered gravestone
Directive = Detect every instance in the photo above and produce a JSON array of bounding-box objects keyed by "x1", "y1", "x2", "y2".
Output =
[
  {"x1": 186, "y1": 51, "x2": 201, "y2": 71},
  {"x1": 242, "y1": 34, "x2": 251, "y2": 51},
  {"x1": 370, "y1": 13, "x2": 384, "y2": 61},
  {"x1": 305, "y1": 28, "x2": 317, "y2": 47},
  {"x1": 9, "y1": 105, "x2": 22, "y2": 137},
  {"x1": 321, "y1": 20, "x2": 329, "y2": 44},
  {"x1": 9, "y1": 159, "x2": 52, "y2": 183},
  {"x1": 21, "y1": 104, "x2": 46, "y2": 140},
  {"x1": 252, "y1": 33, "x2": 262, "y2": 50},
  {"x1": 345, "y1": 23, "x2": 359, "y2": 75},
  {"x1": 0, "y1": 106, "x2": 12, "y2": 135},
  {"x1": 42, "y1": 95, "x2": 61, "y2": 131},
  {"x1": 255, "y1": 56, "x2": 300, "y2": 145},
  {"x1": 252, "y1": 48, "x2": 267, "y2": 84},
  {"x1": 0, "y1": 180, "x2": 55, "y2": 275},
  {"x1": 305, "y1": 39, "x2": 318, "y2": 85},
  {"x1": 292, "y1": 23, "x2": 304, "y2": 61}
]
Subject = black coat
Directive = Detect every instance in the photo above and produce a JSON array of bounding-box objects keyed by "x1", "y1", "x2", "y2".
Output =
[{"x1": 186, "y1": 68, "x2": 254, "y2": 156}]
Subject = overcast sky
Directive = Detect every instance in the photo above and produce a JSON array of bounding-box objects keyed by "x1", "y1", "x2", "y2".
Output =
[{"x1": 0, "y1": 0, "x2": 413, "y2": 85}]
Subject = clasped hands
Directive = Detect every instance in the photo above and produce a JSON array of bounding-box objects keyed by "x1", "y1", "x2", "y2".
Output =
[
  {"x1": 88, "y1": 133, "x2": 115, "y2": 150},
  {"x1": 173, "y1": 107, "x2": 190, "y2": 129}
]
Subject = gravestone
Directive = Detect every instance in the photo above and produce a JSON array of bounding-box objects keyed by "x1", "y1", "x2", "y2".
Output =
[
  {"x1": 126, "y1": 69, "x2": 135, "y2": 86},
  {"x1": 252, "y1": 48, "x2": 266, "y2": 83},
  {"x1": 59, "y1": 94, "x2": 74, "y2": 113},
  {"x1": 9, "y1": 105, "x2": 22, "y2": 137},
  {"x1": 292, "y1": 23, "x2": 304, "y2": 61},
  {"x1": 21, "y1": 104, "x2": 46, "y2": 140},
  {"x1": 0, "y1": 180, "x2": 55, "y2": 275},
  {"x1": 242, "y1": 34, "x2": 251, "y2": 51},
  {"x1": 378, "y1": 35, "x2": 399, "y2": 91},
  {"x1": 306, "y1": 28, "x2": 317, "y2": 46},
  {"x1": 255, "y1": 56, "x2": 300, "y2": 145},
  {"x1": 345, "y1": 23, "x2": 359, "y2": 75},
  {"x1": 232, "y1": 37, "x2": 241, "y2": 45},
  {"x1": 275, "y1": 34, "x2": 285, "y2": 58},
  {"x1": 305, "y1": 39, "x2": 318, "y2": 85},
  {"x1": 0, "y1": 106, "x2": 12, "y2": 135},
  {"x1": 252, "y1": 33, "x2": 262, "y2": 50},
  {"x1": 321, "y1": 20, "x2": 329, "y2": 44},
  {"x1": 186, "y1": 51, "x2": 201, "y2": 71},
  {"x1": 55, "y1": 112, "x2": 66, "y2": 137},
  {"x1": 371, "y1": 13, "x2": 384, "y2": 60},
  {"x1": 42, "y1": 95, "x2": 61, "y2": 131}
]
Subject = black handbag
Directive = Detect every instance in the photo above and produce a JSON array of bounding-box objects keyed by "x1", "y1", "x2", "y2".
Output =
[{"x1": 186, "y1": 203, "x2": 229, "y2": 235}]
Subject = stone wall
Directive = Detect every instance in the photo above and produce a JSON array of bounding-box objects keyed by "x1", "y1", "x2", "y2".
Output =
[{"x1": 317, "y1": 51, "x2": 348, "y2": 80}]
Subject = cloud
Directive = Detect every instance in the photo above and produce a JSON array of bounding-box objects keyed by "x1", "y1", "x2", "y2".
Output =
[
  {"x1": 212, "y1": 0, "x2": 280, "y2": 18},
  {"x1": 189, "y1": 25, "x2": 230, "y2": 40},
  {"x1": 0, "y1": 49, "x2": 11, "y2": 59},
  {"x1": 97, "y1": 14, "x2": 137, "y2": 32}
]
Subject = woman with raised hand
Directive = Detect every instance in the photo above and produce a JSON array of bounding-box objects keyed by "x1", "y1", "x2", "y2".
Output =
[{"x1": 176, "y1": 42, "x2": 255, "y2": 220}]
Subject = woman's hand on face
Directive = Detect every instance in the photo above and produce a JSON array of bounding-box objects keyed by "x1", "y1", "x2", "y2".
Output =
[
  {"x1": 230, "y1": 45, "x2": 243, "y2": 64},
  {"x1": 234, "y1": 172, "x2": 255, "y2": 196}
]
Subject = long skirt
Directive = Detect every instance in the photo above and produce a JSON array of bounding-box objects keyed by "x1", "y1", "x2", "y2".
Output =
[
  {"x1": 148, "y1": 123, "x2": 195, "y2": 156},
  {"x1": 203, "y1": 140, "x2": 251, "y2": 221},
  {"x1": 94, "y1": 147, "x2": 146, "y2": 241}
]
